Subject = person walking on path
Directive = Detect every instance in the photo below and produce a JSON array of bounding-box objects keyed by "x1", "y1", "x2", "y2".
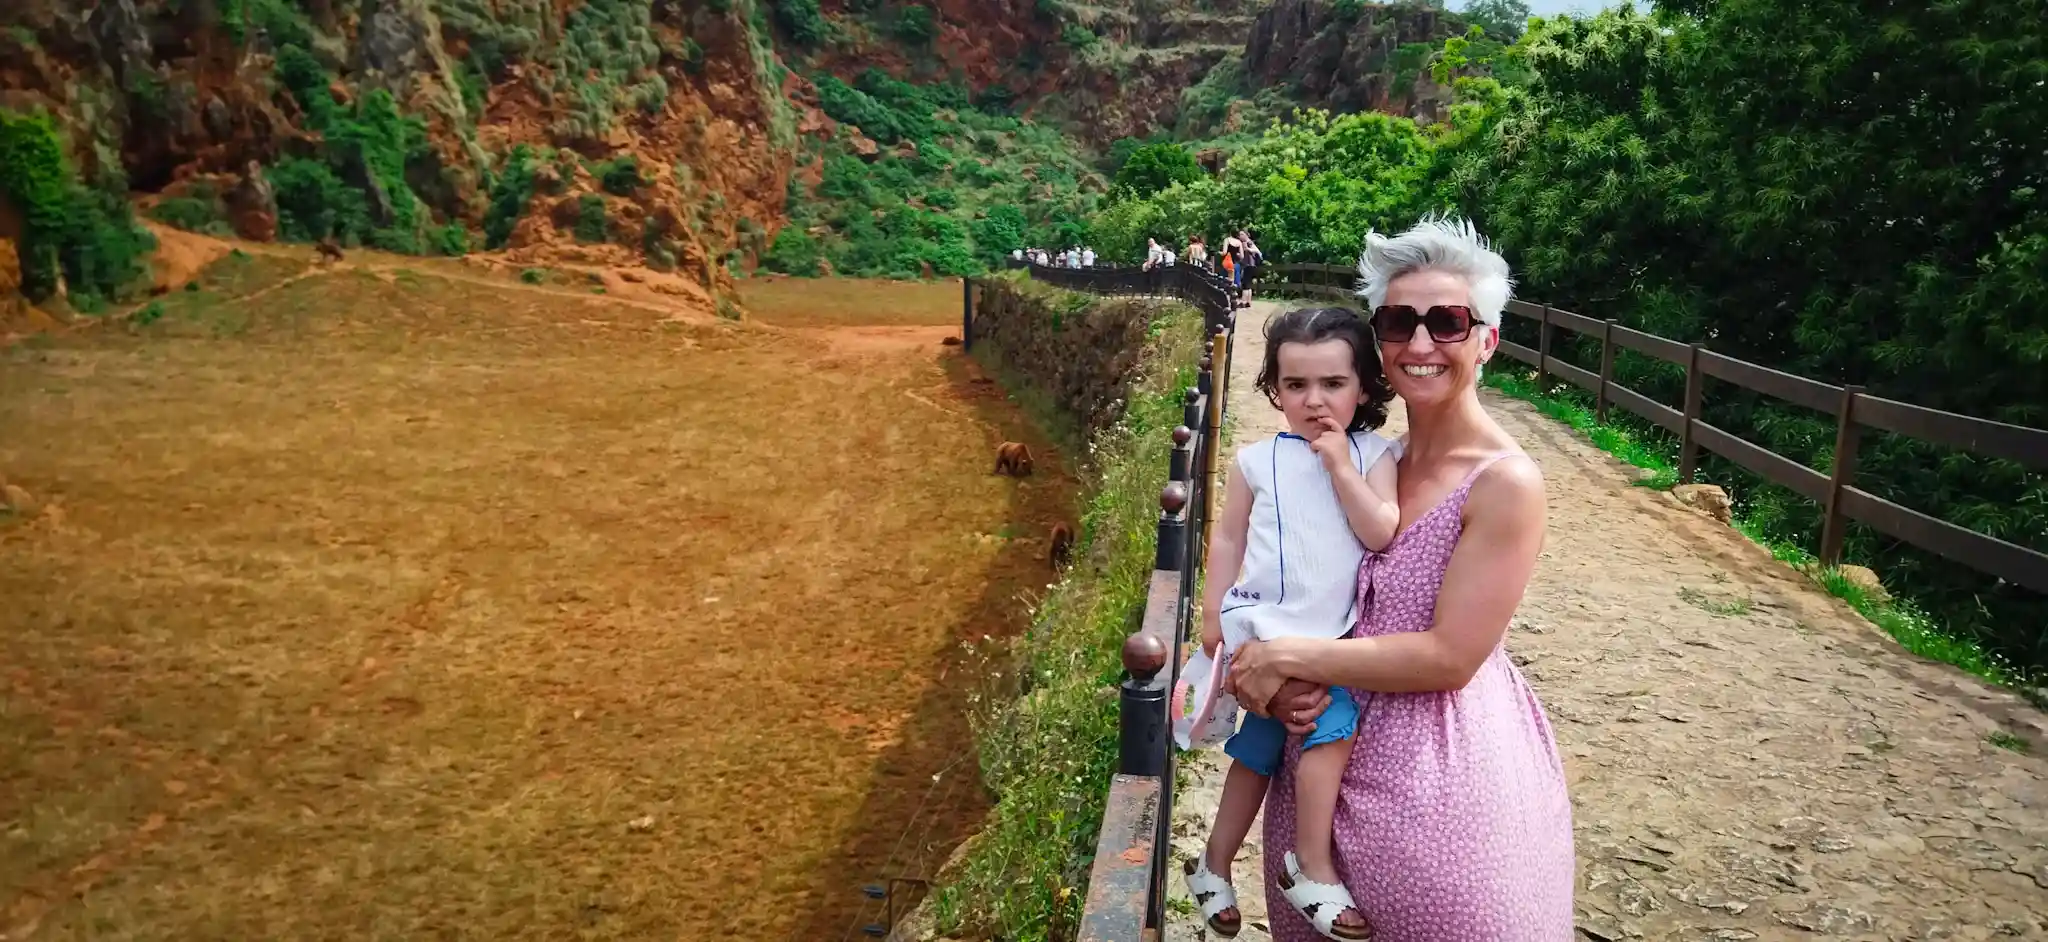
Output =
[{"x1": 1223, "y1": 214, "x2": 1576, "y2": 940}]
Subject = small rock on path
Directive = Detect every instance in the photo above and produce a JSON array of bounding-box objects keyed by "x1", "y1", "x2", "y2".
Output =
[{"x1": 1165, "y1": 301, "x2": 2048, "y2": 941}]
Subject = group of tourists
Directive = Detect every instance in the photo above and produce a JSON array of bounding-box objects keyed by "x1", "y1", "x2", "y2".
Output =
[
  {"x1": 1015, "y1": 246, "x2": 1097, "y2": 268},
  {"x1": 1172, "y1": 215, "x2": 1575, "y2": 941}
]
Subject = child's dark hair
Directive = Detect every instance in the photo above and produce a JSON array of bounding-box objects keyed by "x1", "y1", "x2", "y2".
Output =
[{"x1": 1253, "y1": 306, "x2": 1395, "y2": 431}]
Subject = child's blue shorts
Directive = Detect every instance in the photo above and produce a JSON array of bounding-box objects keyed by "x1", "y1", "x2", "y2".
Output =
[{"x1": 1223, "y1": 686, "x2": 1361, "y2": 778}]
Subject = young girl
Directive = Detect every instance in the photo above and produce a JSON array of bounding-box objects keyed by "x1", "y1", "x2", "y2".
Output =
[{"x1": 1176, "y1": 307, "x2": 1399, "y2": 941}]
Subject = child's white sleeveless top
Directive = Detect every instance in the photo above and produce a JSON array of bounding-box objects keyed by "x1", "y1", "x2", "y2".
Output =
[
  {"x1": 1172, "y1": 429, "x2": 1399, "y2": 751},
  {"x1": 1218, "y1": 430, "x2": 1400, "y2": 649}
]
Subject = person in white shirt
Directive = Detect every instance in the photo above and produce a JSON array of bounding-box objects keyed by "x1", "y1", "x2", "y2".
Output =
[
  {"x1": 1082, "y1": 246, "x2": 1097, "y2": 267},
  {"x1": 1177, "y1": 306, "x2": 1399, "y2": 940},
  {"x1": 1145, "y1": 238, "x2": 1166, "y2": 270}
]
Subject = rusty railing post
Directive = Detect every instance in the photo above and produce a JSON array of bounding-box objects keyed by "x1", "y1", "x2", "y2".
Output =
[
  {"x1": 1205, "y1": 328, "x2": 1230, "y2": 534},
  {"x1": 1156, "y1": 472, "x2": 1188, "y2": 573},
  {"x1": 1679, "y1": 343, "x2": 1705, "y2": 484},
  {"x1": 1596, "y1": 318, "x2": 1616, "y2": 424},
  {"x1": 1169, "y1": 424, "x2": 1193, "y2": 485},
  {"x1": 961, "y1": 277, "x2": 974, "y2": 352},
  {"x1": 1820, "y1": 385, "x2": 1864, "y2": 566},
  {"x1": 1537, "y1": 304, "x2": 1553, "y2": 391},
  {"x1": 1117, "y1": 633, "x2": 1168, "y2": 778}
]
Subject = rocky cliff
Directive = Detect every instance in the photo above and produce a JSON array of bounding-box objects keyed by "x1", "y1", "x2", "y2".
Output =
[
  {"x1": 0, "y1": 0, "x2": 1477, "y2": 320},
  {"x1": 1242, "y1": 0, "x2": 1465, "y2": 124},
  {"x1": 0, "y1": 0, "x2": 800, "y2": 314}
]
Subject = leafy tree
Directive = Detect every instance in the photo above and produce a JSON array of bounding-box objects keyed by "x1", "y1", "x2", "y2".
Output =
[
  {"x1": 1452, "y1": 3, "x2": 2048, "y2": 670},
  {"x1": 1460, "y1": 0, "x2": 1531, "y2": 40},
  {"x1": 1110, "y1": 143, "x2": 1205, "y2": 201}
]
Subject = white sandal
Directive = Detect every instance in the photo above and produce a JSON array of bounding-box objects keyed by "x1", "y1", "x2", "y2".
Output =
[
  {"x1": 1280, "y1": 851, "x2": 1372, "y2": 940},
  {"x1": 1182, "y1": 854, "x2": 1242, "y2": 938}
]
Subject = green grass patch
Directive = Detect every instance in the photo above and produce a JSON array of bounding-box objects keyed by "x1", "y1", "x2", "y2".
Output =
[
  {"x1": 1986, "y1": 730, "x2": 2032, "y2": 754},
  {"x1": 929, "y1": 305, "x2": 1202, "y2": 940},
  {"x1": 1481, "y1": 365, "x2": 2030, "y2": 695},
  {"x1": 1482, "y1": 367, "x2": 1677, "y2": 490}
]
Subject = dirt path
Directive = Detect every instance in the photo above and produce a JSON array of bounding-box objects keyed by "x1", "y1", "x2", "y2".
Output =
[{"x1": 1167, "y1": 301, "x2": 2048, "y2": 941}]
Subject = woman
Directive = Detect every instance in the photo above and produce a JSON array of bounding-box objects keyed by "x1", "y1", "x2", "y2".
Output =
[{"x1": 1224, "y1": 215, "x2": 1575, "y2": 940}]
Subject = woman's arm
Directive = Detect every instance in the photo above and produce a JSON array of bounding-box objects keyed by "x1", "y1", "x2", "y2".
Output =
[
  {"x1": 1236, "y1": 457, "x2": 1546, "y2": 694},
  {"x1": 1200, "y1": 456, "x2": 1254, "y2": 655},
  {"x1": 1324, "y1": 443, "x2": 1400, "y2": 552}
]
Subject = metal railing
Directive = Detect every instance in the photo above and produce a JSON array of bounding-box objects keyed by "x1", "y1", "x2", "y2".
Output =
[
  {"x1": 999, "y1": 257, "x2": 1244, "y2": 326},
  {"x1": 961, "y1": 262, "x2": 1238, "y2": 940},
  {"x1": 1260, "y1": 263, "x2": 2048, "y2": 588}
]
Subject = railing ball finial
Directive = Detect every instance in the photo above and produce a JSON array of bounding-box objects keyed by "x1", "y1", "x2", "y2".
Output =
[
  {"x1": 1172, "y1": 425, "x2": 1193, "y2": 446},
  {"x1": 1121, "y1": 632, "x2": 1167, "y2": 683},
  {"x1": 1199, "y1": 354, "x2": 1213, "y2": 372},
  {"x1": 1184, "y1": 386, "x2": 1200, "y2": 405},
  {"x1": 1160, "y1": 481, "x2": 1189, "y2": 514}
]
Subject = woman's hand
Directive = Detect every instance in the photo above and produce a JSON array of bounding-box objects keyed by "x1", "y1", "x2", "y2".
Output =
[
  {"x1": 1269, "y1": 680, "x2": 1331, "y2": 736},
  {"x1": 1227, "y1": 639, "x2": 1328, "y2": 733}
]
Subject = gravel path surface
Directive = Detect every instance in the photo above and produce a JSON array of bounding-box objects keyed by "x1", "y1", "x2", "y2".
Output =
[{"x1": 1165, "y1": 300, "x2": 2048, "y2": 942}]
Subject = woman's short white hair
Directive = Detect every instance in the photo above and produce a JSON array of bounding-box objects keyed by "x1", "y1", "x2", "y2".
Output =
[{"x1": 1355, "y1": 214, "x2": 1514, "y2": 327}]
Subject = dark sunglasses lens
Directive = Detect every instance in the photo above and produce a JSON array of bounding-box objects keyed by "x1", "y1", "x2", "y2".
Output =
[
  {"x1": 1372, "y1": 306, "x2": 1419, "y2": 341},
  {"x1": 1425, "y1": 306, "x2": 1475, "y2": 342}
]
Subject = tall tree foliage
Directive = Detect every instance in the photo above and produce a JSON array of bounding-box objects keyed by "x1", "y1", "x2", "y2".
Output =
[
  {"x1": 1453, "y1": 3, "x2": 2048, "y2": 669},
  {"x1": 1092, "y1": 110, "x2": 1442, "y2": 264}
]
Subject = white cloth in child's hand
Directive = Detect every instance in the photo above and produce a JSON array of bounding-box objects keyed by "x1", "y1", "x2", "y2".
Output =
[{"x1": 1174, "y1": 643, "x2": 1241, "y2": 750}]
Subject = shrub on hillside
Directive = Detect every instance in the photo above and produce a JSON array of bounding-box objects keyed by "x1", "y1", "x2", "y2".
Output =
[{"x1": 0, "y1": 109, "x2": 155, "y2": 305}]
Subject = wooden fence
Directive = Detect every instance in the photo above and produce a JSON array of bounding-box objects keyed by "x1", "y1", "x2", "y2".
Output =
[
  {"x1": 963, "y1": 261, "x2": 1237, "y2": 940},
  {"x1": 1263, "y1": 262, "x2": 2048, "y2": 592}
]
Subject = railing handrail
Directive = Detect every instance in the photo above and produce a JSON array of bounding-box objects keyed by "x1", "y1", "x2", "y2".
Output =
[
  {"x1": 962, "y1": 264, "x2": 1237, "y2": 940},
  {"x1": 1258, "y1": 265, "x2": 2048, "y2": 592}
]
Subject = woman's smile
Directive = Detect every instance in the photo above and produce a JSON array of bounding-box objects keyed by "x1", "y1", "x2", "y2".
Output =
[{"x1": 1397, "y1": 364, "x2": 1448, "y2": 378}]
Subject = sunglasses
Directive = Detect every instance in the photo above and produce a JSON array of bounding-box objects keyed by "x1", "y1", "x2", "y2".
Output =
[{"x1": 1371, "y1": 305, "x2": 1478, "y2": 344}]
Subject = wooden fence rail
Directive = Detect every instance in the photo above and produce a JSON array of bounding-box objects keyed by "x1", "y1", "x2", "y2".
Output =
[
  {"x1": 964, "y1": 263, "x2": 1237, "y2": 941},
  {"x1": 1259, "y1": 267, "x2": 2048, "y2": 595}
]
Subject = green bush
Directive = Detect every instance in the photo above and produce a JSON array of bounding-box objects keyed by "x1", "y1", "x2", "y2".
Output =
[
  {"x1": 484, "y1": 145, "x2": 539, "y2": 249},
  {"x1": 149, "y1": 192, "x2": 233, "y2": 236},
  {"x1": 434, "y1": 223, "x2": 470, "y2": 256},
  {"x1": 761, "y1": 226, "x2": 821, "y2": 276},
  {"x1": 0, "y1": 109, "x2": 154, "y2": 304},
  {"x1": 593, "y1": 155, "x2": 643, "y2": 195},
  {"x1": 268, "y1": 156, "x2": 368, "y2": 243},
  {"x1": 573, "y1": 194, "x2": 609, "y2": 243},
  {"x1": 893, "y1": 4, "x2": 934, "y2": 42},
  {"x1": 774, "y1": 0, "x2": 830, "y2": 44}
]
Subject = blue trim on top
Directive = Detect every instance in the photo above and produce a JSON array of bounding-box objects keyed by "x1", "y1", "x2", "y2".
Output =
[{"x1": 1271, "y1": 436, "x2": 1287, "y2": 606}]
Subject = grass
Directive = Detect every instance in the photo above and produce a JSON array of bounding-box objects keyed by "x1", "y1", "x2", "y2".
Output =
[
  {"x1": 738, "y1": 275, "x2": 963, "y2": 327},
  {"x1": 1678, "y1": 586, "x2": 1753, "y2": 618},
  {"x1": 1987, "y1": 730, "x2": 2032, "y2": 754},
  {"x1": 924, "y1": 303, "x2": 1203, "y2": 941},
  {"x1": 1480, "y1": 366, "x2": 2026, "y2": 693},
  {"x1": 1, "y1": 255, "x2": 1075, "y2": 939}
]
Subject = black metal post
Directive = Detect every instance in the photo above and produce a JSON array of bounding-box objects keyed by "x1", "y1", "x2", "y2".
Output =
[
  {"x1": 1156, "y1": 481, "x2": 1188, "y2": 572},
  {"x1": 1117, "y1": 633, "x2": 1168, "y2": 777}
]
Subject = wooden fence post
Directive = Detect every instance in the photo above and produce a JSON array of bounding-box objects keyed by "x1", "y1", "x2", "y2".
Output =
[
  {"x1": 1537, "y1": 305, "x2": 1553, "y2": 391},
  {"x1": 1596, "y1": 319, "x2": 1616, "y2": 424},
  {"x1": 1679, "y1": 344, "x2": 1706, "y2": 484},
  {"x1": 1820, "y1": 385, "x2": 1864, "y2": 566}
]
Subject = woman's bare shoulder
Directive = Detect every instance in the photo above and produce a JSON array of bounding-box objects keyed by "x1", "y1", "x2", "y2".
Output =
[{"x1": 1468, "y1": 452, "x2": 1545, "y2": 513}]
